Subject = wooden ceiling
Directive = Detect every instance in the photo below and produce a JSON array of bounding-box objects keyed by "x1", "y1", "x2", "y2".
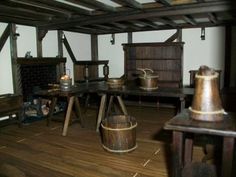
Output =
[{"x1": 1, "y1": 0, "x2": 235, "y2": 34}]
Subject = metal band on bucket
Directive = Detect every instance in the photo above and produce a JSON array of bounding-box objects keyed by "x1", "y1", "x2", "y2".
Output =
[
  {"x1": 102, "y1": 144, "x2": 138, "y2": 153},
  {"x1": 101, "y1": 122, "x2": 138, "y2": 131}
]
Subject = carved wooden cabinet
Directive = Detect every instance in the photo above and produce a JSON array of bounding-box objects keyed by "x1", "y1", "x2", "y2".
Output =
[{"x1": 123, "y1": 42, "x2": 184, "y2": 88}]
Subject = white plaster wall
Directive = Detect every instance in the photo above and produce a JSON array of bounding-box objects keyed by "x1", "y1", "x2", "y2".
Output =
[
  {"x1": 63, "y1": 31, "x2": 91, "y2": 82},
  {"x1": 98, "y1": 33, "x2": 127, "y2": 78},
  {"x1": 182, "y1": 27, "x2": 225, "y2": 87},
  {"x1": 43, "y1": 31, "x2": 58, "y2": 57},
  {"x1": 17, "y1": 25, "x2": 37, "y2": 57},
  {"x1": 98, "y1": 27, "x2": 225, "y2": 87},
  {"x1": 0, "y1": 22, "x2": 226, "y2": 95},
  {"x1": 133, "y1": 29, "x2": 176, "y2": 42}
]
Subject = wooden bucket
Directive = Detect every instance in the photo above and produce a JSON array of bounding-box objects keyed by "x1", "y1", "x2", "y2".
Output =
[
  {"x1": 189, "y1": 66, "x2": 224, "y2": 121},
  {"x1": 101, "y1": 115, "x2": 137, "y2": 153}
]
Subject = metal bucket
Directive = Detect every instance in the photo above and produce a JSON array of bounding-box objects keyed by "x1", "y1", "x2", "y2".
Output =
[
  {"x1": 137, "y1": 68, "x2": 158, "y2": 90},
  {"x1": 101, "y1": 115, "x2": 137, "y2": 153},
  {"x1": 189, "y1": 65, "x2": 225, "y2": 121},
  {"x1": 60, "y1": 78, "x2": 72, "y2": 91}
]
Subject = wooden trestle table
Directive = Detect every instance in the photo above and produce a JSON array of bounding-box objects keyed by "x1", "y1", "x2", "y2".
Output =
[{"x1": 35, "y1": 82, "x2": 194, "y2": 136}]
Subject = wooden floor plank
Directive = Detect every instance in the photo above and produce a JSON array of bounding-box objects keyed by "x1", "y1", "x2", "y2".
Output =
[{"x1": 0, "y1": 107, "x2": 204, "y2": 177}]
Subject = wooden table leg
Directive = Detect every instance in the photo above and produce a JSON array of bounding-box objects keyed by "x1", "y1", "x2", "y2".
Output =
[
  {"x1": 184, "y1": 137, "x2": 193, "y2": 166},
  {"x1": 62, "y1": 96, "x2": 75, "y2": 136},
  {"x1": 117, "y1": 96, "x2": 128, "y2": 115},
  {"x1": 74, "y1": 96, "x2": 84, "y2": 127},
  {"x1": 96, "y1": 94, "x2": 107, "y2": 132},
  {"x1": 47, "y1": 97, "x2": 58, "y2": 126},
  {"x1": 221, "y1": 137, "x2": 234, "y2": 177},
  {"x1": 179, "y1": 97, "x2": 185, "y2": 113},
  {"x1": 172, "y1": 131, "x2": 184, "y2": 177},
  {"x1": 106, "y1": 95, "x2": 114, "y2": 117}
]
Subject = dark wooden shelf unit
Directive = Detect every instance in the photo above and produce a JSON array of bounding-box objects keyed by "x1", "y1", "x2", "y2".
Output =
[{"x1": 123, "y1": 42, "x2": 184, "y2": 88}]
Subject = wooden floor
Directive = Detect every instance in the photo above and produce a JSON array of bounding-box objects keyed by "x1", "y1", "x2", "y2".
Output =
[{"x1": 0, "y1": 106, "x2": 204, "y2": 177}]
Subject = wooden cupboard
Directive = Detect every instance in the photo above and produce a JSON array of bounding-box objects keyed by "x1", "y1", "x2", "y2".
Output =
[{"x1": 123, "y1": 42, "x2": 184, "y2": 88}]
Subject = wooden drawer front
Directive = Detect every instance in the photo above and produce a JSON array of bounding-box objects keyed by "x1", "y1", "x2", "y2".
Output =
[{"x1": 0, "y1": 94, "x2": 23, "y2": 116}]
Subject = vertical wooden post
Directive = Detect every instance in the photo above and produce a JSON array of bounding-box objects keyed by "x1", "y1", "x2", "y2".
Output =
[
  {"x1": 9, "y1": 23, "x2": 22, "y2": 95},
  {"x1": 128, "y1": 32, "x2": 133, "y2": 44},
  {"x1": 91, "y1": 34, "x2": 98, "y2": 61},
  {"x1": 91, "y1": 34, "x2": 98, "y2": 78},
  {"x1": 36, "y1": 27, "x2": 43, "y2": 58},
  {"x1": 224, "y1": 25, "x2": 232, "y2": 88},
  {"x1": 57, "y1": 30, "x2": 65, "y2": 77},
  {"x1": 176, "y1": 29, "x2": 182, "y2": 42}
]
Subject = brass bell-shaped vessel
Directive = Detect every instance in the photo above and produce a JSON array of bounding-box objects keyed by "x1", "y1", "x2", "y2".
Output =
[{"x1": 189, "y1": 65, "x2": 225, "y2": 122}]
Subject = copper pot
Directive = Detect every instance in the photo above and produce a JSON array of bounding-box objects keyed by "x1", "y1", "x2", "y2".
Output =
[
  {"x1": 107, "y1": 78, "x2": 124, "y2": 89},
  {"x1": 137, "y1": 68, "x2": 158, "y2": 90}
]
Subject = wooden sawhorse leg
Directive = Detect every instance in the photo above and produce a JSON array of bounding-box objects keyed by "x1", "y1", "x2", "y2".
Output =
[
  {"x1": 96, "y1": 94, "x2": 107, "y2": 132},
  {"x1": 47, "y1": 97, "x2": 58, "y2": 126},
  {"x1": 62, "y1": 96, "x2": 75, "y2": 136},
  {"x1": 96, "y1": 94, "x2": 128, "y2": 132}
]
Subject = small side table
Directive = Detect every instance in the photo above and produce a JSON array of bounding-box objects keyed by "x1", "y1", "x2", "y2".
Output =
[{"x1": 164, "y1": 109, "x2": 236, "y2": 177}]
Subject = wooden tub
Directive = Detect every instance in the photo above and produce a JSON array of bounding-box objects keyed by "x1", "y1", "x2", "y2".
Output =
[{"x1": 101, "y1": 115, "x2": 137, "y2": 153}]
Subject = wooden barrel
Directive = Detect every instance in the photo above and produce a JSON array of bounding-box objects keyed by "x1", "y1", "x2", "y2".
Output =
[{"x1": 101, "y1": 115, "x2": 137, "y2": 153}]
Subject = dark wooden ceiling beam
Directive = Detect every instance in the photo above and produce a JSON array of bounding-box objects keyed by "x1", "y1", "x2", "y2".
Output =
[
  {"x1": 182, "y1": 15, "x2": 197, "y2": 25},
  {"x1": 66, "y1": 0, "x2": 117, "y2": 12},
  {"x1": 111, "y1": 0, "x2": 143, "y2": 9},
  {"x1": 27, "y1": 0, "x2": 92, "y2": 15},
  {"x1": 7, "y1": 0, "x2": 74, "y2": 17},
  {"x1": 154, "y1": 17, "x2": 177, "y2": 27},
  {"x1": 1, "y1": 1, "x2": 71, "y2": 17},
  {"x1": 208, "y1": 13, "x2": 218, "y2": 24},
  {"x1": 80, "y1": 20, "x2": 235, "y2": 34},
  {"x1": 155, "y1": 0, "x2": 172, "y2": 6},
  {"x1": 130, "y1": 20, "x2": 159, "y2": 29},
  {"x1": 111, "y1": 22, "x2": 128, "y2": 29},
  {"x1": 0, "y1": 4, "x2": 54, "y2": 21},
  {"x1": 39, "y1": 1, "x2": 231, "y2": 30},
  {"x1": 196, "y1": 0, "x2": 205, "y2": 2},
  {"x1": 0, "y1": 16, "x2": 41, "y2": 26}
]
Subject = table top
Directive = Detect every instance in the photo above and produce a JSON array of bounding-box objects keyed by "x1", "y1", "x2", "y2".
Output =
[
  {"x1": 34, "y1": 81, "x2": 194, "y2": 98},
  {"x1": 164, "y1": 109, "x2": 236, "y2": 137}
]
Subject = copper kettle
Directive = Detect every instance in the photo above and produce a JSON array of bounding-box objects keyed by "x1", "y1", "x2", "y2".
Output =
[{"x1": 189, "y1": 65, "x2": 225, "y2": 122}]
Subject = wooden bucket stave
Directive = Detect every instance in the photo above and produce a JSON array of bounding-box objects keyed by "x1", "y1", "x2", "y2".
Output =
[{"x1": 101, "y1": 115, "x2": 137, "y2": 153}]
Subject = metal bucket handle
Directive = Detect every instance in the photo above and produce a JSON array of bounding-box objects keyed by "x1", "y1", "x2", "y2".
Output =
[{"x1": 137, "y1": 68, "x2": 154, "y2": 78}]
